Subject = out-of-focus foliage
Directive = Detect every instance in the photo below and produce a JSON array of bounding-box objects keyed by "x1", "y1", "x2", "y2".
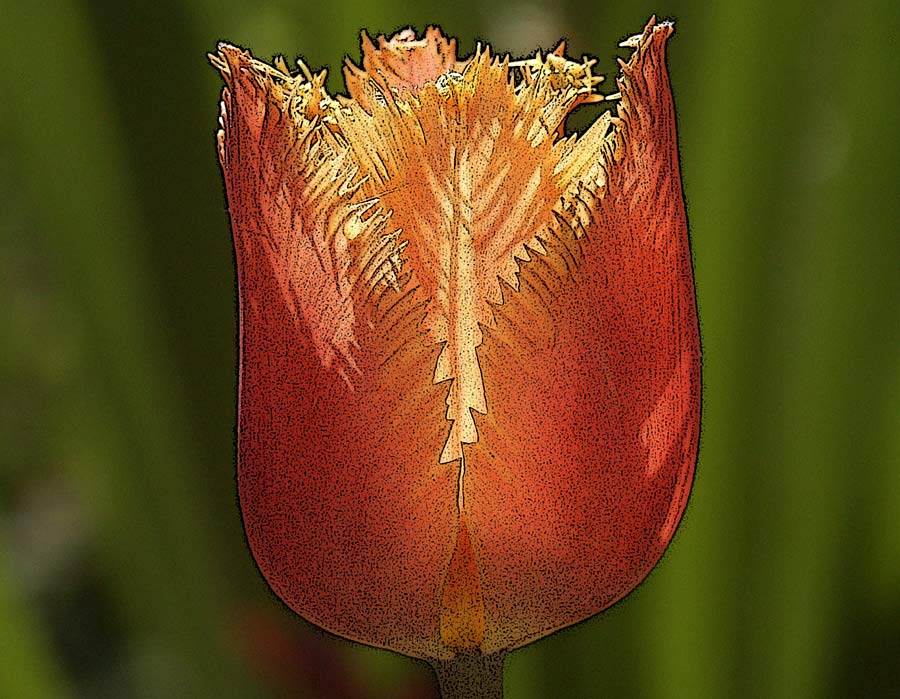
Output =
[{"x1": 1, "y1": 0, "x2": 898, "y2": 697}]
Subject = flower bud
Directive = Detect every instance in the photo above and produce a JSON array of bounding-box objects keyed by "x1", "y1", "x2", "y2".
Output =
[{"x1": 210, "y1": 16, "x2": 700, "y2": 662}]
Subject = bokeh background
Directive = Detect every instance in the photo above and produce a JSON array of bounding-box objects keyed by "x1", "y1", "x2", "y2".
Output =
[{"x1": 2, "y1": 0, "x2": 899, "y2": 697}]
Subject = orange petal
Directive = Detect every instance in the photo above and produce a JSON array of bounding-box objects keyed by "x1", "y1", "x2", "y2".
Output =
[
  {"x1": 343, "y1": 26, "x2": 461, "y2": 111},
  {"x1": 465, "y1": 18, "x2": 700, "y2": 652}
]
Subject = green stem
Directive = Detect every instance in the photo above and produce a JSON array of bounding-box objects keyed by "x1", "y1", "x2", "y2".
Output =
[{"x1": 431, "y1": 651, "x2": 506, "y2": 699}]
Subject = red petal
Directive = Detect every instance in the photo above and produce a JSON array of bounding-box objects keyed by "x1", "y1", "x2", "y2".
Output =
[
  {"x1": 214, "y1": 45, "x2": 457, "y2": 660},
  {"x1": 462, "y1": 19, "x2": 700, "y2": 652}
]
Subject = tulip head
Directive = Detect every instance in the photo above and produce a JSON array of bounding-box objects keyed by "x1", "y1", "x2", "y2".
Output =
[{"x1": 211, "y1": 16, "x2": 699, "y2": 662}]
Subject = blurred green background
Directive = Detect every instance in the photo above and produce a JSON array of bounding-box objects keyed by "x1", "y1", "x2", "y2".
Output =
[{"x1": 2, "y1": 0, "x2": 898, "y2": 697}]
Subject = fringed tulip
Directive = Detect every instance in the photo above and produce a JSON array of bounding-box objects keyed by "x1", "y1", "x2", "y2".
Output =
[{"x1": 210, "y1": 15, "x2": 700, "y2": 695}]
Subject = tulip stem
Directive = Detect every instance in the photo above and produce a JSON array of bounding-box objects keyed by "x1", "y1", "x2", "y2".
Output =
[{"x1": 431, "y1": 651, "x2": 505, "y2": 699}]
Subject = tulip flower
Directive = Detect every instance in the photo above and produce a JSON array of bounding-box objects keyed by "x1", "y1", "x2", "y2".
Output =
[{"x1": 211, "y1": 15, "x2": 699, "y2": 696}]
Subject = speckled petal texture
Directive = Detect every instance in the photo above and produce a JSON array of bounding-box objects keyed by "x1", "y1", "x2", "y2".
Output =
[{"x1": 211, "y1": 16, "x2": 699, "y2": 662}]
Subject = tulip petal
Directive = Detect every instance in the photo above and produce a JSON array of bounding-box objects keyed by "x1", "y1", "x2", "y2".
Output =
[
  {"x1": 213, "y1": 43, "x2": 459, "y2": 660},
  {"x1": 464, "y1": 18, "x2": 700, "y2": 652}
]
